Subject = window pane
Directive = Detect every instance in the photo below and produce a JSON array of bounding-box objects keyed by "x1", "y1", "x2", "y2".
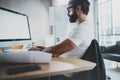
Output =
[
  {"x1": 98, "y1": 0, "x2": 110, "y2": 4},
  {"x1": 112, "y1": 0, "x2": 120, "y2": 34},
  {"x1": 98, "y1": 0, "x2": 113, "y2": 46},
  {"x1": 98, "y1": 0, "x2": 112, "y2": 35},
  {"x1": 98, "y1": 0, "x2": 120, "y2": 46}
]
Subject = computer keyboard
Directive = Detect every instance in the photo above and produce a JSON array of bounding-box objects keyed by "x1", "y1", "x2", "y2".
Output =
[{"x1": 0, "y1": 51, "x2": 52, "y2": 63}]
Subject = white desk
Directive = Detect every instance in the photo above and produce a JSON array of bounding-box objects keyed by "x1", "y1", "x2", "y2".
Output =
[{"x1": 0, "y1": 57, "x2": 96, "y2": 80}]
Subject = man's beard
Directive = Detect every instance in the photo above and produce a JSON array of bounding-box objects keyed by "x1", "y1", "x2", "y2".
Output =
[{"x1": 69, "y1": 12, "x2": 78, "y2": 23}]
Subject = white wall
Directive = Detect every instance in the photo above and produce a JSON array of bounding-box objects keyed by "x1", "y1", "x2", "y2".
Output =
[
  {"x1": 52, "y1": 0, "x2": 69, "y2": 6},
  {"x1": 0, "y1": 0, "x2": 51, "y2": 45}
]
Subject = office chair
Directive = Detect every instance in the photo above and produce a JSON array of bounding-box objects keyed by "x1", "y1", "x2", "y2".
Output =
[
  {"x1": 41, "y1": 39, "x2": 107, "y2": 80},
  {"x1": 71, "y1": 39, "x2": 106, "y2": 80}
]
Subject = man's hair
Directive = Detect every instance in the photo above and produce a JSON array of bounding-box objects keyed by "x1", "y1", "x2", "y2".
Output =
[{"x1": 69, "y1": 0, "x2": 90, "y2": 15}]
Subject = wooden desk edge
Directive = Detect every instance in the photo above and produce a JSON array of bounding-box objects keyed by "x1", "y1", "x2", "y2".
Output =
[{"x1": 0, "y1": 57, "x2": 96, "y2": 80}]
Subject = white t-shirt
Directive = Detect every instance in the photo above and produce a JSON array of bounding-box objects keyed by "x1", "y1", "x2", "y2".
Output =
[
  {"x1": 61, "y1": 20, "x2": 94, "y2": 77},
  {"x1": 61, "y1": 20, "x2": 94, "y2": 58}
]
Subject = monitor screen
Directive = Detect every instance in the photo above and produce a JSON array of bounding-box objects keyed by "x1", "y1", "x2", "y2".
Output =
[{"x1": 0, "y1": 7, "x2": 31, "y2": 48}]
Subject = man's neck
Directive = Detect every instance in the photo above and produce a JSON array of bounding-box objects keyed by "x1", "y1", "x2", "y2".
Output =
[{"x1": 76, "y1": 14, "x2": 87, "y2": 25}]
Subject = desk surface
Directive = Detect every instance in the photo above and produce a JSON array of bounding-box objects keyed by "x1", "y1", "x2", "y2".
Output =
[{"x1": 0, "y1": 57, "x2": 96, "y2": 80}]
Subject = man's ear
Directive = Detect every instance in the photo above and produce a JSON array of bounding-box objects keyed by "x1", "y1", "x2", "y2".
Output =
[
  {"x1": 75, "y1": 5, "x2": 81, "y2": 16},
  {"x1": 76, "y1": 5, "x2": 81, "y2": 12}
]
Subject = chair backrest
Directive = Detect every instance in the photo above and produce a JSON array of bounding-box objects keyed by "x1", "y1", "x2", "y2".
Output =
[{"x1": 79, "y1": 39, "x2": 106, "y2": 80}]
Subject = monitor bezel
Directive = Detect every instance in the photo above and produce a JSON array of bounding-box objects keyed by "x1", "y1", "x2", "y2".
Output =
[{"x1": 0, "y1": 7, "x2": 32, "y2": 42}]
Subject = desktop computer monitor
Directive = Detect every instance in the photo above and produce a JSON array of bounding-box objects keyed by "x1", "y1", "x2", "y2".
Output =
[{"x1": 0, "y1": 7, "x2": 32, "y2": 51}]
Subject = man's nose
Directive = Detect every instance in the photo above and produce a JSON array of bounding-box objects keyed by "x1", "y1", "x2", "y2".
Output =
[{"x1": 67, "y1": 12, "x2": 70, "y2": 17}]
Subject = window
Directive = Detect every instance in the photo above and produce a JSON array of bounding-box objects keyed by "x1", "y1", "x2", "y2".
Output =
[{"x1": 97, "y1": 0, "x2": 120, "y2": 46}]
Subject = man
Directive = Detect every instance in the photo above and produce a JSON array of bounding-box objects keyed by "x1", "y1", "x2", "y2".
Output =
[
  {"x1": 30, "y1": 0, "x2": 94, "y2": 80},
  {"x1": 29, "y1": 0, "x2": 94, "y2": 59}
]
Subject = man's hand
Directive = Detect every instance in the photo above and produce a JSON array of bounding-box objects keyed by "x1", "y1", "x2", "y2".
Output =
[{"x1": 28, "y1": 46, "x2": 45, "y2": 51}]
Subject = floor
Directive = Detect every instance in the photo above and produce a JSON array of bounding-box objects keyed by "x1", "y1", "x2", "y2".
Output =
[{"x1": 104, "y1": 59, "x2": 120, "y2": 80}]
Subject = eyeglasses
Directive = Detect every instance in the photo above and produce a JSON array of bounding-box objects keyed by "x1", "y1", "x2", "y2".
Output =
[{"x1": 67, "y1": 6, "x2": 73, "y2": 10}]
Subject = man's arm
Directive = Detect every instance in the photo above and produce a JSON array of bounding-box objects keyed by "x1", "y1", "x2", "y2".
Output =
[{"x1": 42, "y1": 39, "x2": 77, "y2": 57}]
